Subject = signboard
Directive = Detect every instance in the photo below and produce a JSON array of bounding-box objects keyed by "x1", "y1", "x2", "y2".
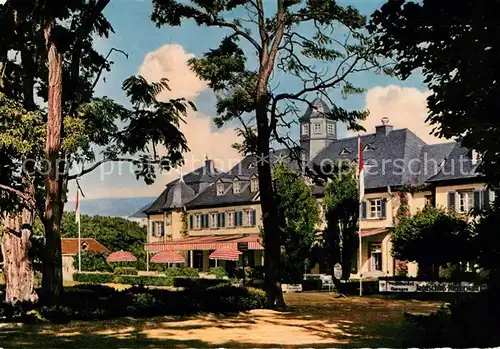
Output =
[
  {"x1": 333, "y1": 263, "x2": 343, "y2": 280},
  {"x1": 237, "y1": 242, "x2": 248, "y2": 251},
  {"x1": 379, "y1": 280, "x2": 485, "y2": 293},
  {"x1": 282, "y1": 284, "x2": 303, "y2": 293}
]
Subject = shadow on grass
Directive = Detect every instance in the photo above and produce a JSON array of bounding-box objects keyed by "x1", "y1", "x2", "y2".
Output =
[{"x1": 0, "y1": 293, "x2": 442, "y2": 348}]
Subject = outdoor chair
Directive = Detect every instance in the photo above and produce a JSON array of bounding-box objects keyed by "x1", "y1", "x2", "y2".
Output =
[{"x1": 320, "y1": 275, "x2": 335, "y2": 292}]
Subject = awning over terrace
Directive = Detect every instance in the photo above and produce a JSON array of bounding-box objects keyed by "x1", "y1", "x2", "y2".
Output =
[
  {"x1": 360, "y1": 228, "x2": 389, "y2": 238},
  {"x1": 145, "y1": 234, "x2": 263, "y2": 253}
]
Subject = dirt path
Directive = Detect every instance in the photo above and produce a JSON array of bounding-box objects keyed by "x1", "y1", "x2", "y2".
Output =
[{"x1": 0, "y1": 293, "x2": 441, "y2": 348}]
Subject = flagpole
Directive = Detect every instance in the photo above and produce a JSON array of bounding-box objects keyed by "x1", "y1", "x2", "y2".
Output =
[
  {"x1": 77, "y1": 189, "x2": 81, "y2": 273},
  {"x1": 357, "y1": 135, "x2": 363, "y2": 297}
]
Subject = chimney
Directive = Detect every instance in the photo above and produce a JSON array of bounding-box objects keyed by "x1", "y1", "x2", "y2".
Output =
[
  {"x1": 204, "y1": 158, "x2": 215, "y2": 176},
  {"x1": 376, "y1": 116, "x2": 393, "y2": 136}
]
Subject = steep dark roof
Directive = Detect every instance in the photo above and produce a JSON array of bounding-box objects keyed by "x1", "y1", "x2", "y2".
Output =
[
  {"x1": 145, "y1": 161, "x2": 221, "y2": 214},
  {"x1": 427, "y1": 143, "x2": 480, "y2": 182},
  {"x1": 186, "y1": 176, "x2": 258, "y2": 209},
  {"x1": 130, "y1": 203, "x2": 152, "y2": 218},
  {"x1": 300, "y1": 98, "x2": 331, "y2": 121}
]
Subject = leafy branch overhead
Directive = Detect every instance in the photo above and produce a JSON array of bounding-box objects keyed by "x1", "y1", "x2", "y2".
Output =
[{"x1": 152, "y1": 0, "x2": 384, "y2": 160}]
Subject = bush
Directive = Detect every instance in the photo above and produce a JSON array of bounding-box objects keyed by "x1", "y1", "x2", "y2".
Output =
[
  {"x1": 118, "y1": 275, "x2": 173, "y2": 286},
  {"x1": 203, "y1": 284, "x2": 266, "y2": 312},
  {"x1": 173, "y1": 277, "x2": 230, "y2": 289},
  {"x1": 164, "y1": 267, "x2": 199, "y2": 278},
  {"x1": 113, "y1": 267, "x2": 138, "y2": 276},
  {"x1": 208, "y1": 267, "x2": 228, "y2": 278},
  {"x1": 74, "y1": 251, "x2": 112, "y2": 272},
  {"x1": 73, "y1": 272, "x2": 114, "y2": 284}
]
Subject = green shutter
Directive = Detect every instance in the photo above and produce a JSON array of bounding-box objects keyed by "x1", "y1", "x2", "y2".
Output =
[
  {"x1": 381, "y1": 200, "x2": 387, "y2": 218},
  {"x1": 448, "y1": 192, "x2": 456, "y2": 211},
  {"x1": 483, "y1": 190, "x2": 490, "y2": 210},
  {"x1": 189, "y1": 215, "x2": 193, "y2": 230},
  {"x1": 252, "y1": 209, "x2": 256, "y2": 226},
  {"x1": 361, "y1": 201, "x2": 367, "y2": 219},
  {"x1": 473, "y1": 190, "x2": 481, "y2": 210},
  {"x1": 222, "y1": 212, "x2": 226, "y2": 227},
  {"x1": 217, "y1": 213, "x2": 221, "y2": 227},
  {"x1": 237, "y1": 211, "x2": 242, "y2": 226}
]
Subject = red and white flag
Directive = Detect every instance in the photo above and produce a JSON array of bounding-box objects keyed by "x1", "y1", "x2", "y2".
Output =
[
  {"x1": 75, "y1": 190, "x2": 80, "y2": 224},
  {"x1": 357, "y1": 135, "x2": 365, "y2": 201}
]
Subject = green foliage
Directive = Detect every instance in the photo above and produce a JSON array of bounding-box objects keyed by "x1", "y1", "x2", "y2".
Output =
[
  {"x1": 0, "y1": 284, "x2": 266, "y2": 322},
  {"x1": 73, "y1": 272, "x2": 115, "y2": 284},
  {"x1": 323, "y1": 169, "x2": 358, "y2": 279},
  {"x1": 173, "y1": 277, "x2": 231, "y2": 289},
  {"x1": 208, "y1": 266, "x2": 228, "y2": 279},
  {"x1": 392, "y1": 206, "x2": 475, "y2": 277},
  {"x1": 73, "y1": 251, "x2": 112, "y2": 272},
  {"x1": 113, "y1": 267, "x2": 138, "y2": 276},
  {"x1": 370, "y1": 0, "x2": 500, "y2": 185},
  {"x1": 163, "y1": 267, "x2": 199, "y2": 278},
  {"x1": 118, "y1": 275, "x2": 173, "y2": 287},
  {"x1": 273, "y1": 163, "x2": 319, "y2": 283}
]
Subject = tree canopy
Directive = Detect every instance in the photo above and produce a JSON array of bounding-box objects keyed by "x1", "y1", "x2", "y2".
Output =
[
  {"x1": 322, "y1": 168, "x2": 358, "y2": 279},
  {"x1": 369, "y1": 0, "x2": 500, "y2": 185},
  {"x1": 273, "y1": 163, "x2": 319, "y2": 283},
  {"x1": 392, "y1": 206, "x2": 475, "y2": 277}
]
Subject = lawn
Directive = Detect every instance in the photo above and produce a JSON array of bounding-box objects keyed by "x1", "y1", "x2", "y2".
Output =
[{"x1": 0, "y1": 292, "x2": 441, "y2": 348}]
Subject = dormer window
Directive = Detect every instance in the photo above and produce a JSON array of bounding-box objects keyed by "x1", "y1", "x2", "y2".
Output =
[
  {"x1": 233, "y1": 179, "x2": 241, "y2": 194},
  {"x1": 251, "y1": 177, "x2": 259, "y2": 192},
  {"x1": 248, "y1": 162, "x2": 256, "y2": 169},
  {"x1": 327, "y1": 123, "x2": 335, "y2": 135},
  {"x1": 363, "y1": 144, "x2": 374, "y2": 152},
  {"x1": 313, "y1": 123, "x2": 322, "y2": 134},
  {"x1": 302, "y1": 124, "x2": 309, "y2": 136},
  {"x1": 216, "y1": 183, "x2": 225, "y2": 196},
  {"x1": 471, "y1": 150, "x2": 479, "y2": 165},
  {"x1": 340, "y1": 148, "x2": 351, "y2": 155}
]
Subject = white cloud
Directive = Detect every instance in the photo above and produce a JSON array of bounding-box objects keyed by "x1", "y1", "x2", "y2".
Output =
[
  {"x1": 138, "y1": 44, "x2": 207, "y2": 100},
  {"x1": 354, "y1": 85, "x2": 449, "y2": 143}
]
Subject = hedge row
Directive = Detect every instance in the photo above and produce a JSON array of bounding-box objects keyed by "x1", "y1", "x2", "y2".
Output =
[
  {"x1": 0, "y1": 284, "x2": 267, "y2": 323},
  {"x1": 113, "y1": 267, "x2": 138, "y2": 276},
  {"x1": 73, "y1": 272, "x2": 228, "y2": 288}
]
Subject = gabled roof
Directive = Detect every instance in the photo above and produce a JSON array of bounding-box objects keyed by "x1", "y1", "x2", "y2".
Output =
[{"x1": 62, "y1": 238, "x2": 109, "y2": 255}]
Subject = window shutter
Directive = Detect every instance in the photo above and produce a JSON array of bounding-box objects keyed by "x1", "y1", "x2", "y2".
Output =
[
  {"x1": 473, "y1": 190, "x2": 481, "y2": 210},
  {"x1": 217, "y1": 213, "x2": 221, "y2": 227},
  {"x1": 189, "y1": 215, "x2": 193, "y2": 230},
  {"x1": 237, "y1": 211, "x2": 243, "y2": 226},
  {"x1": 204, "y1": 214, "x2": 209, "y2": 228},
  {"x1": 151, "y1": 222, "x2": 155, "y2": 235},
  {"x1": 482, "y1": 190, "x2": 490, "y2": 210},
  {"x1": 381, "y1": 199, "x2": 387, "y2": 218},
  {"x1": 361, "y1": 201, "x2": 367, "y2": 219},
  {"x1": 252, "y1": 209, "x2": 256, "y2": 226},
  {"x1": 448, "y1": 192, "x2": 456, "y2": 211}
]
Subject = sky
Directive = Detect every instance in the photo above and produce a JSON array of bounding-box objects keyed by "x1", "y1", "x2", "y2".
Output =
[{"x1": 67, "y1": 0, "x2": 441, "y2": 201}]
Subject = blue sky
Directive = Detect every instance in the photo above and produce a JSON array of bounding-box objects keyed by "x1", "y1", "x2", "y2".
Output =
[{"x1": 69, "y1": 0, "x2": 432, "y2": 201}]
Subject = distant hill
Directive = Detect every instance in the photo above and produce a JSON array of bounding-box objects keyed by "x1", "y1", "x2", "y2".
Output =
[{"x1": 66, "y1": 197, "x2": 155, "y2": 217}]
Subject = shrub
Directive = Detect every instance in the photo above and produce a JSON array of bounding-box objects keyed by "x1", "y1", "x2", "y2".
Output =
[
  {"x1": 118, "y1": 275, "x2": 173, "y2": 286},
  {"x1": 113, "y1": 267, "x2": 138, "y2": 276},
  {"x1": 73, "y1": 272, "x2": 114, "y2": 284},
  {"x1": 74, "y1": 251, "x2": 112, "y2": 272},
  {"x1": 203, "y1": 284, "x2": 266, "y2": 312},
  {"x1": 164, "y1": 267, "x2": 199, "y2": 278},
  {"x1": 208, "y1": 267, "x2": 228, "y2": 278},
  {"x1": 173, "y1": 277, "x2": 230, "y2": 289}
]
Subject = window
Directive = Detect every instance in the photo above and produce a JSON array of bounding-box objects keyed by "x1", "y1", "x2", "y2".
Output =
[
  {"x1": 327, "y1": 123, "x2": 335, "y2": 135},
  {"x1": 248, "y1": 162, "x2": 256, "y2": 169},
  {"x1": 216, "y1": 183, "x2": 225, "y2": 196},
  {"x1": 339, "y1": 148, "x2": 351, "y2": 156},
  {"x1": 370, "y1": 199, "x2": 383, "y2": 218},
  {"x1": 459, "y1": 191, "x2": 473, "y2": 212},
  {"x1": 235, "y1": 211, "x2": 243, "y2": 227},
  {"x1": 217, "y1": 212, "x2": 226, "y2": 228},
  {"x1": 233, "y1": 180, "x2": 241, "y2": 194},
  {"x1": 370, "y1": 243, "x2": 382, "y2": 272},
  {"x1": 244, "y1": 209, "x2": 256, "y2": 226},
  {"x1": 200, "y1": 213, "x2": 209, "y2": 228},
  {"x1": 195, "y1": 214, "x2": 201, "y2": 229},
  {"x1": 363, "y1": 143, "x2": 374, "y2": 151},
  {"x1": 152, "y1": 222, "x2": 164, "y2": 237},
  {"x1": 250, "y1": 178, "x2": 259, "y2": 192},
  {"x1": 313, "y1": 123, "x2": 322, "y2": 134},
  {"x1": 210, "y1": 213, "x2": 217, "y2": 228},
  {"x1": 226, "y1": 211, "x2": 235, "y2": 227},
  {"x1": 425, "y1": 195, "x2": 433, "y2": 207},
  {"x1": 302, "y1": 124, "x2": 309, "y2": 136}
]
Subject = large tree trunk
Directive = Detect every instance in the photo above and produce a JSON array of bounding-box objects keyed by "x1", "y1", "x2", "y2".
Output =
[
  {"x1": 41, "y1": 22, "x2": 64, "y2": 304},
  {"x1": 2, "y1": 211, "x2": 38, "y2": 303}
]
